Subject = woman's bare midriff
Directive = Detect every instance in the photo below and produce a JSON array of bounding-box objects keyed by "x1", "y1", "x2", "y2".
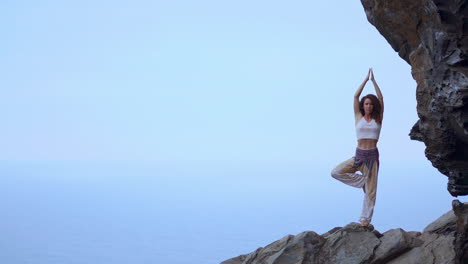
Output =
[{"x1": 357, "y1": 139, "x2": 378, "y2": 149}]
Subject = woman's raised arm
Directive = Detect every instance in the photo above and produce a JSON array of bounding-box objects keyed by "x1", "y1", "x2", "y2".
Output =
[
  {"x1": 370, "y1": 68, "x2": 384, "y2": 119},
  {"x1": 354, "y1": 69, "x2": 371, "y2": 117}
]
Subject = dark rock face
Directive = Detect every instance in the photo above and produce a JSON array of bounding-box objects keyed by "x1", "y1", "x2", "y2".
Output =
[
  {"x1": 360, "y1": 0, "x2": 468, "y2": 196},
  {"x1": 220, "y1": 201, "x2": 468, "y2": 264}
]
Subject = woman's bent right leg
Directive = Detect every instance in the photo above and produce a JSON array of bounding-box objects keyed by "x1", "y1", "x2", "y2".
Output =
[{"x1": 331, "y1": 157, "x2": 366, "y2": 188}]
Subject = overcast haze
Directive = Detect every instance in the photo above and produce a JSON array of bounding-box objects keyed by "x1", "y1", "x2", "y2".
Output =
[
  {"x1": 2, "y1": 0, "x2": 424, "y2": 161},
  {"x1": 4, "y1": 1, "x2": 468, "y2": 263}
]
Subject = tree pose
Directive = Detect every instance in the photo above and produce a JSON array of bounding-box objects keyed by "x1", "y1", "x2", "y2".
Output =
[{"x1": 331, "y1": 68, "x2": 384, "y2": 227}]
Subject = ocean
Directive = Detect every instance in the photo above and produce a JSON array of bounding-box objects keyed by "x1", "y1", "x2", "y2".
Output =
[{"x1": 1, "y1": 160, "x2": 461, "y2": 264}]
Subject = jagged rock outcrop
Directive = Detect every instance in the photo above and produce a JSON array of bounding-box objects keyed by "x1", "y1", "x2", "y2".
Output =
[
  {"x1": 359, "y1": 0, "x2": 468, "y2": 196},
  {"x1": 221, "y1": 201, "x2": 468, "y2": 264}
]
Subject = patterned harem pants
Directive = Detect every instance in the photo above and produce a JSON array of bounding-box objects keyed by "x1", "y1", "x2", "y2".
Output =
[{"x1": 331, "y1": 148, "x2": 379, "y2": 222}]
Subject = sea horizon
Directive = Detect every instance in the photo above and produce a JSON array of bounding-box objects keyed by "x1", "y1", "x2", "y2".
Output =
[{"x1": 2, "y1": 159, "x2": 464, "y2": 264}]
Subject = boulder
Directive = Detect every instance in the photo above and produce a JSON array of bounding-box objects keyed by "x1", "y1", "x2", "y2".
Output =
[
  {"x1": 220, "y1": 231, "x2": 325, "y2": 264},
  {"x1": 316, "y1": 223, "x2": 381, "y2": 264},
  {"x1": 423, "y1": 209, "x2": 457, "y2": 234},
  {"x1": 386, "y1": 232, "x2": 456, "y2": 264},
  {"x1": 372, "y1": 228, "x2": 412, "y2": 263}
]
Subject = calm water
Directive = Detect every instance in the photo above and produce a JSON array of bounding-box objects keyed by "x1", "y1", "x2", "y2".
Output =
[{"x1": 1, "y1": 160, "x2": 463, "y2": 264}]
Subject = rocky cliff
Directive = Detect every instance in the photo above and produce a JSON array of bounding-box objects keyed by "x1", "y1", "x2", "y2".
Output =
[
  {"x1": 360, "y1": 0, "x2": 468, "y2": 196},
  {"x1": 222, "y1": 1, "x2": 468, "y2": 263},
  {"x1": 221, "y1": 200, "x2": 468, "y2": 264}
]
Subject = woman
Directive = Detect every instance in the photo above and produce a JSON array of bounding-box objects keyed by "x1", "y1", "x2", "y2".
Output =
[{"x1": 331, "y1": 68, "x2": 384, "y2": 227}]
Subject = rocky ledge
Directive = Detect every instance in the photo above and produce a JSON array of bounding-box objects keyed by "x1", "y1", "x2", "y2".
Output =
[{"x1": 221, "y1": 200, "x2": 468, "y2": 264}]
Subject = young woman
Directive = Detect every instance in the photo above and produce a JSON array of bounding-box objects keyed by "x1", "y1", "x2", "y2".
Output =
[{"x1": 331, "y1": 68, "x2": 384, "y2": 227}]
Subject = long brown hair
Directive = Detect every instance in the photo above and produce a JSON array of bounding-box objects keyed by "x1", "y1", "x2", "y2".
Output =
[{"x1": 359, "y1": 94, "x2": 382, "y2": 124}]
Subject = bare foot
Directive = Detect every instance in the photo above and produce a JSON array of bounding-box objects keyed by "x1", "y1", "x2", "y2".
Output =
[{"x1": 360, "y1": 220, "x2": 370, "y2": 226}]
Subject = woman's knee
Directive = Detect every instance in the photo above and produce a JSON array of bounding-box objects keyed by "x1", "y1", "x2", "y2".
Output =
[
  {"x1": 331, "y1": 162, "x2": 348, "y2": 179},
  {"x1": 331, "y1": 168, "x2": 342, "y2": 179}
]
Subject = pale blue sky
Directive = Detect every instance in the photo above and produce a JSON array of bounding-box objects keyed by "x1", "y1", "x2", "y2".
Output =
[
  {"x1": 4, "y1": 3, "x2": 468, "y2": 263},
  {"x1": 2, "y1": 0, "x2": 422, "y2": 161}
]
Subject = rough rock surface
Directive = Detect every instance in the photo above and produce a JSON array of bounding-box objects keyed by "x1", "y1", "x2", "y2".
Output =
[
  {"x1": 220, "y1": 201, "x2": 468, "y2": 264},
  {"x1": 360, "y1": 0, "x2": 468, "y2": 196},
  {"x1": 372, "y1": 228, "x2": 412, "y2": 263}
]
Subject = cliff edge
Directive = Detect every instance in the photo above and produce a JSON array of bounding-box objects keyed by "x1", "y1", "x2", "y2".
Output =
[{"x1": 221, "y1": 200, "x2": 468, "y2": 264}]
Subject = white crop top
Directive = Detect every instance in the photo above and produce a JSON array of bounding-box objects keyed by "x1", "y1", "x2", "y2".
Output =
[{"x1": 356, "y1": 117, "x2": 381, "y2": 140}]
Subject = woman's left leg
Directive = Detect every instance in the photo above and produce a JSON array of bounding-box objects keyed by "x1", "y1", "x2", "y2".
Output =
[{"x1": 359, "y1": 161, "x2": 379, "y2": 224}]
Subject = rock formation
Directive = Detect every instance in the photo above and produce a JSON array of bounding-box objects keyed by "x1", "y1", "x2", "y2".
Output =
[
  {"x1": 220, "y1": 201, "x2": 468, "y2": 264},
  {"x1": 222, "y1": 1, "x2": 468, "y2": 263},
  {"x1": 360, "y1": 0, "x2": 468, "y2": 196}
]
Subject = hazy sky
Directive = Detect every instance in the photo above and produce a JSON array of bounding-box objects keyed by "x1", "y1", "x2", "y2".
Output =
[
  {"x1": 2, "y1": 0, "x2": 423, "y2": 161},
  {"x1": 5, "y1": 3, "x2": 468, "y2": 262}
]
